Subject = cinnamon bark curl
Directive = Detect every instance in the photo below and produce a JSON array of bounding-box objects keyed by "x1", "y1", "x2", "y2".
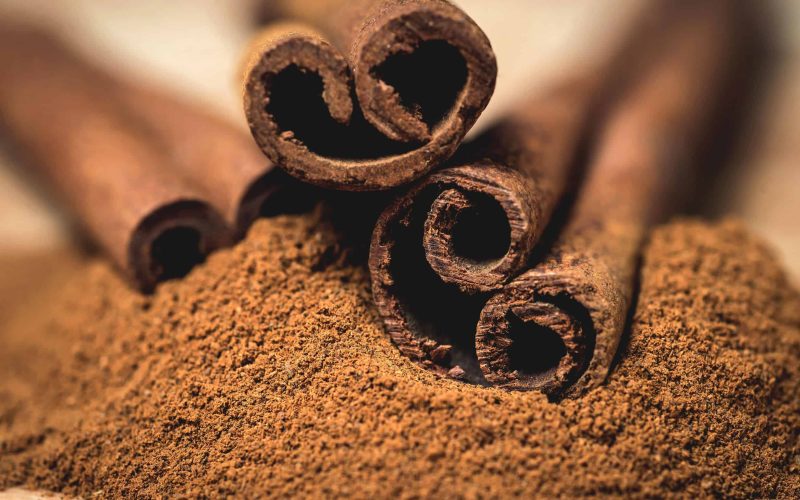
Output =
[{"x1": 242, "y1": 0, "x2": 497, "y2": 190}]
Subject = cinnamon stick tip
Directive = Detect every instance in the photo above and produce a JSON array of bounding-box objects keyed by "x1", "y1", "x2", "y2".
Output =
[
  {"x1": 128, "y1": 200, "x2": 231, "y2": 293},
  {"x1": 419, "y1": 163, "x2": 539, "y2": 293},
  {"x1": 476, "y1": 283, "x2": 593, "y2": 397},
  {"x1": 354, "y1": 1, "x2": 497, "y2": 143}
]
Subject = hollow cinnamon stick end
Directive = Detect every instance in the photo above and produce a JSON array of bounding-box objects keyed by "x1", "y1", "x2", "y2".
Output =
[
  {"x1": 477, "y1": 254, "x2": 630, "y2": 398},
  {"x1": 242, "y1": 24, "x2": 355, "y2": 188},
  {"x1": 128, "y1": 200, "x2": 231, "y2": 293},
  {"x1": 353, "y1": 0, "x2": 497, "y2": 145},
  {"x1": 242, "y1": 3, "x2": 496, "y2": 191},
  {"x1": 476, "y1": 285, "x2": 588, "y2": 396},
  {"x1": 421, "y1": 165, "x2": 539, "y2": 294}
]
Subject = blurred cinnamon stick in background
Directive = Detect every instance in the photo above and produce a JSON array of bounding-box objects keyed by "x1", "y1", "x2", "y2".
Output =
[
  {"x1": 0, "y1": 24, "x2": 231, "y2": 292},
  {"x1": 475, "y1": 0, "x2": 752, "y2": 398},
  {"x1": 242, "y1": 0, "x2": 497, "y2": 190},
  {"x1": 114, "y1": 84, "x2": 310, "y2": 238}
]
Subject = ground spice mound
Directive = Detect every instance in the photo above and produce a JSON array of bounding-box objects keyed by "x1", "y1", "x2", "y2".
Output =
[{"x1": 1, "y1": 214, "x2": 798, "y2": 497}]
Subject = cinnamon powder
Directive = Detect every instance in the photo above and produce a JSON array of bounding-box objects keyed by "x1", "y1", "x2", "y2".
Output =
[{"x1": 0, "y1": 213, "x2": 798, "y2": 497}]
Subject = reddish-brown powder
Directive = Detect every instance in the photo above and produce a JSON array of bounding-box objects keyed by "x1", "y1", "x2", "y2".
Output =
[{"x1": 0, "y1": 213, "x2": 798, "y2": 497}]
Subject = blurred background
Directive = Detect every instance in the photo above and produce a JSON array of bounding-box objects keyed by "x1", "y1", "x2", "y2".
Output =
[{"x1": 0, "y1": 0, "x2": 798, "y2": 277}]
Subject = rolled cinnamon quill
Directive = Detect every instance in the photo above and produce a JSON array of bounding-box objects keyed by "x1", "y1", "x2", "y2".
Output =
[
  {"x1": 476, "y1": 0, "x2": 747, "y2": 397},
  {"x1": 0, "y1": 25, "x2": 230, "y2": 292},
  {"x1": 242, "y1": 0, "x2": 497, "y2": 190},
  {"x1": 369, "y1": 79, "x2": 598, "y2": 380},
  {"x1": 114, "y1": 84, "x2": 311, "y2": 237}
]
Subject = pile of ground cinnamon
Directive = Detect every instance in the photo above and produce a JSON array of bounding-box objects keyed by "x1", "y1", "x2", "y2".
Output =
[{"x1": 0, "y1": 212, "x2": 798, "y2": 497}]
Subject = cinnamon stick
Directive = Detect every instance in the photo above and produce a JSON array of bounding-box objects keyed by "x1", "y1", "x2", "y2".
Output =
[
  {"x1": 475, "y1": 0, "x2": 747, "y2": 397},
  {"x1": 242, "y1": 0, "x2": 497, "y2": 190},
  {"x1": 369, "y1": 79, "x2": 598, "y2": 380},
  {"x1": 0, "y1": 25, "x2": 231, "y2": 292},
  {"x1": 114, "y1": 84, "x2": 313, "y2": 237}
]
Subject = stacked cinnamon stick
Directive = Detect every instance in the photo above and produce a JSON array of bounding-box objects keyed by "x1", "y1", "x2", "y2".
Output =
[
  {"x1": 0, "y1": 0, "x2": 757, "y2": 397},
  {"x1": 243, "y1": 0, "x2": 755, "y2": 397}
]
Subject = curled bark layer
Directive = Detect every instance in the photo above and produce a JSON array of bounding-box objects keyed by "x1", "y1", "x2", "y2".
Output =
[
  {"x1": 476, "y1": 0, "x2": 748, "y2": 397},
  {"x1": 0, "y1": 25, "x2": 231, "y2": 292},
  {"x1": 242, "y1": 0, "x2": 497, "y2": 190}
]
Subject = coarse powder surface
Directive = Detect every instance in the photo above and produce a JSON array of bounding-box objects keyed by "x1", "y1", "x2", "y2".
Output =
[{"x1": 0, "y1": 213, "x2": 798, "y2": 497}]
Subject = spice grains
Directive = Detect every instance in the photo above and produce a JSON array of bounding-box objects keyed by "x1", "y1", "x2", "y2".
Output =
[{"x1": 0, "y1": 213, "x2": 798, "y2": 497}]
